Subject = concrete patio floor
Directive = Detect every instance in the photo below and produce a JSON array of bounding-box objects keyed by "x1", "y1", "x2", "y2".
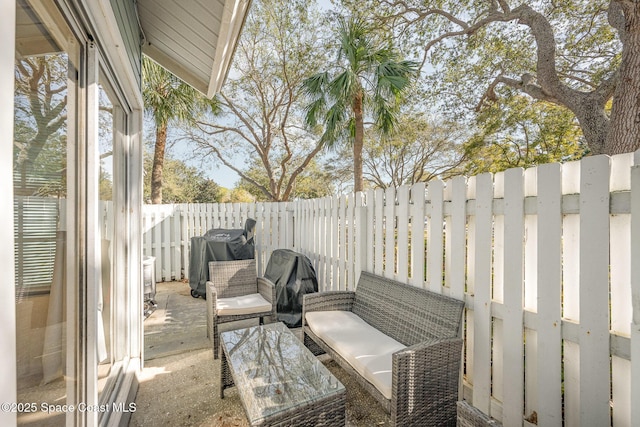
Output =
[{"x1": 129, "y1": 281, "x2": 390, "y2": 426}]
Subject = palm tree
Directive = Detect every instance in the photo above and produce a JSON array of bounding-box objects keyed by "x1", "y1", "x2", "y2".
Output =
[
  {"x1": 142, "y1": 56, "x2": 216, "y2": 204},
  {"x1": 303, "y1": 17, "x2": 418, "y2": 193}
]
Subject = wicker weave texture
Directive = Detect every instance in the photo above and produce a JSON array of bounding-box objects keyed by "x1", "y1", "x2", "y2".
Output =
[
  {"x1": 209, "y1": 259, "x2": 259, "y2": 298},
  {"x1": 352, "y1": 271, "x2": 464, "y2": 346},
  {"x1": 456, "y1": 401, "x2": 503, "y2": 427},
  {"x1": 302, "y1": 271, "x2": 465, "y2": 426},
  {"x1": 207, "y1": 259, "x2": 276, "y2": 359}
]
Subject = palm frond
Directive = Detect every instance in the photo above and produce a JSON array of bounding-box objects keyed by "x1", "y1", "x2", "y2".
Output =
[
  {"x1": 329, "y1": 70, "x2": 356, "y2": 103},
  {"x1": 305, "y1": 97, "x2": 327, "y2": 127},
  {"x1": 374, "y1": 100, "x2": 397, "y2": 135},
  {"x1": 302, "y1": 72, "x2": 330, "y2": 97},
  {"x1": 322, "y1": 101, "x2": 348, "y2": 146}
]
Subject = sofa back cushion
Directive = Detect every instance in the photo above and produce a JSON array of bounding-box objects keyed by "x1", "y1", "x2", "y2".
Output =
[{"x1": 352, "y1": 272, "x2": 464, "y2": 346}]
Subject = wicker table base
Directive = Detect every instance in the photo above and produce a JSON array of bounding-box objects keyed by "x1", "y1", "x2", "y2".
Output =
[{"x1": 220, "y1": 322, "x2": 345, "y2": 426}]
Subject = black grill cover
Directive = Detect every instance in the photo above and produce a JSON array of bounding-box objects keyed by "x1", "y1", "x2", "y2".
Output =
[
  {"x1": 189, "y1": 219, "x2": 256, "y2": 297},
  {"x1": 263, "y1": 249, "x2": 318, "y2": 327}
]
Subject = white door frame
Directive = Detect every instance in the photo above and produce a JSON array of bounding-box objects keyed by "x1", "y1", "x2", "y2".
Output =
[{"x1": 0, "y1": 2, "x2": 17, "y2": 424}]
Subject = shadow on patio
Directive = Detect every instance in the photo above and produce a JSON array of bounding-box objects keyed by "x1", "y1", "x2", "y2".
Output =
[{"x1": 129, "y1": 281, "x2": 390, "y2": 426}]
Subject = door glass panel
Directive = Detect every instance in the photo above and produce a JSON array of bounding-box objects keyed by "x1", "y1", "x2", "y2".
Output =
[
  {"x1": 98, "y1": 84, "x2": 114, "y2": 396},
  {"x1": 14, "y1": 1, "x2": 77, "y2": 424}
]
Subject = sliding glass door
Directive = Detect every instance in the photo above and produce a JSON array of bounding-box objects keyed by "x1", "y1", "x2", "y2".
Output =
[
  {"x1": 13, "y1": 1, "x2": 141, "y2": 425},
  {"x1": 14, "y1": 1, "x2": 81, "y2": 425}
]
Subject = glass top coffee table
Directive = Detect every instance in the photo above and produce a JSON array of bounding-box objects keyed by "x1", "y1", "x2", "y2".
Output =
[{"x1": 219, "y1": 322, "x2": 345, "y2": 426}]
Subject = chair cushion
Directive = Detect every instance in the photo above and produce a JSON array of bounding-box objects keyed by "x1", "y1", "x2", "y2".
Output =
[
  {"x1": 305, "y1": 310, "x2": 405, "y2": 399},
  {"x1": 217, "y1": 293, "x2": 272, "y2": 316}
]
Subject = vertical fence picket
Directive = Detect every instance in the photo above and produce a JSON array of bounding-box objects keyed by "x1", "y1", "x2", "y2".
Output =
[
  {"x1": 427, "y1": 180, "x2": 444, "y2": 293},
  {"x1": 256, "y1": 203, "x2": 266, "y2": 273},
  {"x1": 355, "y1": 192, "x2": 366, "y2": 286},
  {"x1": 579, "y1": 155, "x2": 611, "y2": 426},
  {"x1": 318, "y1": 197, "x2": 326, "y2": 288},
  {"x1": 321, "y1": 197, "x2": 330, "y2": 289},
  {"x1": 190, "y1": 203, "x2": 197, "y2": 240},
  {"x1": 275, "y1": 202, "x2": 282, "y2": 249},
  {"x1": 171, "y1": 205, "x2": 179, "y2": 279},
  {"x1": 326, "y1": 197, "x2": 333, "y2": 286},
  {"x1": 610, "y1": 154, "x2": 633, "y2": 427},
  {"x1": 464, "y1": 176, "x2": 480, "y2": 404},
  {"x1": 501, "y1": 168, "x2": 524, "y2": 426},
  {"x1": 374, "y1": 189, "x2": 384, "y2": 276},
  {"x1": 631, "y1": 150, "x2": 640, "y2": 425},
  {"x1": 492, "y1": 172, "x2": 504, "y2": 416},
  {"x1": 396, "y1": 186, "x2": 410, "y2": 283},
  {"x1": 234, "y1": 203, "x2": 241, "y2": 230},
  {"x1": 339, "y1": 195, "x2": 347, "y2": 290},
  {"x1": 346, "y1": 194, "x2": 355, "y2": 289},
  {"x1": 447, "y1": 176, "x2": 466, "y2": 298},
  {"x1": 153, "y1": 208, "x2": 162, "y2": 280},
  {"x1": 331, "y1": 197, "x2": 341, "y2": 291},
  {"x1": 285, "y1": 203, "x2": 294, "y2": 250},
  {"x1": 310, "y1": 199, "x2": 318, "y2": 275},
  {"x1": 300, "y1": 200, "x2": 307, "y2": 251},
  {"x1": 270, "y1": 202, "x2": 277, "y2": 260},
  {"x1": 292, "y1": 200, "x2": 300, "y2": 252},
  {"x1": 143, "y1": 209, "x2": 152, "y2": 271},
  {"x1": 410, "y1": 182, "x2": 425, "y2": 288},
  {"x1": 522, "y1": 167, "x2": 539, "y2": 424},
  {"x1": 201, "y1": 203, "x2": 209, "y2": 232},
  {"x1": 561, "y1": 159, "x2": 581, "y2": 427},
  {"x1": 224, "y1": 202, "x2": 230, "y2": 228},
  {"x1": 384, "y1": 187, "x2": 396, "y2": 279},
  {"x1": 163, "y1": 206, "x2": 172, "y2": 280},
  {"x1": 266, "y1": 203, "x2": 274, "y2": 264},
  {"x1": 536, "y1": 163, "x2": 563, "y2": 426},
  {"x1": 193, "y1": 203, "x2": 201, "y2": 238},
  {"x1": 212, "y1": 203, "x2": 220, "y2": 229},
  {"x1": 179, "y1": 205, "x2": 188, "y2": 278},
  {"x1": 470, "y1": 173, "x2": 493, "y2": 414},
  {"x1": 366, "y1": 190, "x2": 375, "y2": 275}
]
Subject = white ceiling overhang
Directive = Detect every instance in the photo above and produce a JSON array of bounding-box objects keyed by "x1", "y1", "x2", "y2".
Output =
[{"x1": 137, "y1": 0, "x2": 250, "y2": 98}]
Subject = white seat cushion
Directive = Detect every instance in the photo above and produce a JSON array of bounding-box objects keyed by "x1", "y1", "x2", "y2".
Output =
[
  {"x1": 217, "y1": 293, "x2": 271, "y2": 316},
  {"x1": 305, "y1": 310, "x2": 405, "y2": 399}
]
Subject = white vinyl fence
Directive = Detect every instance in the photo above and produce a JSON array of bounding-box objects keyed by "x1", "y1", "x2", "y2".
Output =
[{"x1": 143, "y1": 152, "x2": 640, "y2": 426}]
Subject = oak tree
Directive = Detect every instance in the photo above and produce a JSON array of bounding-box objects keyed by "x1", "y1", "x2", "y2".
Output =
[{"x1": 347, "y1": 0, "x2": 638, "y2": 155}]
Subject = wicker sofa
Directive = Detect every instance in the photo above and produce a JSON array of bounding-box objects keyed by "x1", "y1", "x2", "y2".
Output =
[{"x1": 302, "y1": 271, "x2": 465, "y2": 426}]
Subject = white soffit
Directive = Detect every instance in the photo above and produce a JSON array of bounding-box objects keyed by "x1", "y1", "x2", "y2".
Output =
[{"x1": 137, "y1": 0, "x2": 250, "y2": 98}]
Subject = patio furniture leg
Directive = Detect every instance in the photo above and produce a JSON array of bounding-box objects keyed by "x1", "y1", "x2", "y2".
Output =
[
  {"x1": 259, "y1": 316, "x2": 264, "y2": 325},
  {"x1": 213, "y1": 322, "x2": 219, "y2": 360},
  {"x1": 220, "y1": 349, "x2": 233, "y2": 399}
]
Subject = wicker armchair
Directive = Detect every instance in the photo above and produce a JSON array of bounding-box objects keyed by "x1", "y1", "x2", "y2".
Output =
[{"x1": 206, "y1": 259, "x2": 276, "y2": 359}]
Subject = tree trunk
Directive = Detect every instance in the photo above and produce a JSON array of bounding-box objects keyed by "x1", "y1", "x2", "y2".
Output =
[
  {"x1": 607, "y1": 2, "x2": 640, "y2": 155},
  {"x1": 353, "y1": 91, "x2": 365, "y2": 193},
  {"x1": 514, "y1": 4, "x2": 613, "y2": 155},
  {"x1": 151, "y1": 124, "x2": 167, "y2": 204},
  {"x1": 567, "y1": 94, "x2": 611, "y2": 155}
]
